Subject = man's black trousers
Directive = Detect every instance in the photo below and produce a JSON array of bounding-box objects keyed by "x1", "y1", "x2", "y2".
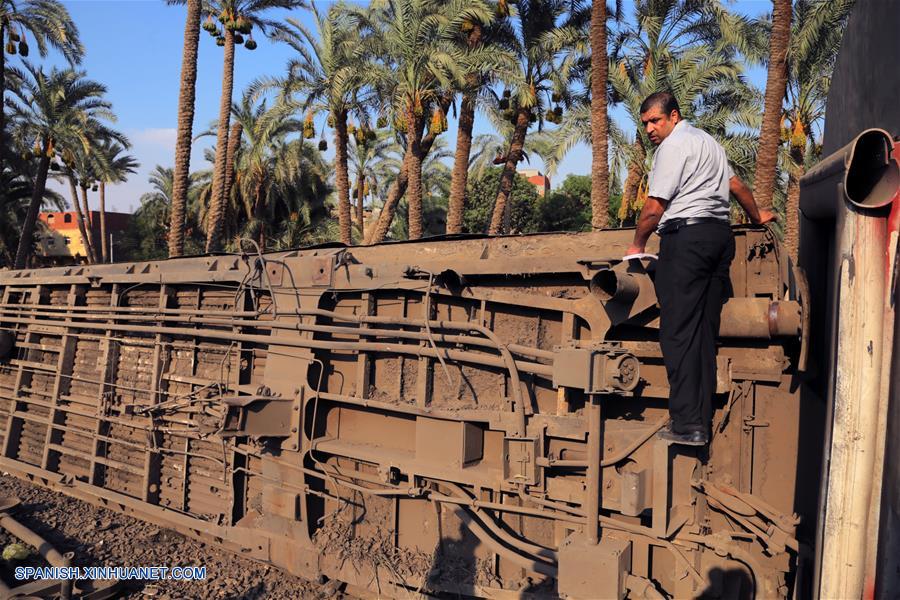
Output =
[{"x1": 654, "y1": 222, "x2": 735, "y2": 433}]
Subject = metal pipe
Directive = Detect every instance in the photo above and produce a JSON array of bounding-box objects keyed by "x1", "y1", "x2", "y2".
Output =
[
  {"x1": 800, "y1": 128, "x2": 899, "y2": 219},
  {"x1": 440, "y1": 481, "x2": 558, "y2": 563},
  {"x1": 818, "y1": 191, "x2": 888, "y2": 600},
  {"x1": 446, "y1": 504, "x2": 558, "y2": 578},
  {"x1": 625, "y1": 574, "x2": 666, "y2": 600},
  {"x1": 0, "y1": 301, "x2": 259, "y2": 318},
  {"x1": 590, "y1": 269, "x2": 641, "y2": 303},
  {"x1": 0, "y1": 513, "x2": 73, "y2": 599},
  {"x1": 0, "y1": 313, "x2": 553, "y2": 378},
  {"x1": 584, "y1": 397, "x2": 602, "y2": 544},
  {"x1": 428, "y1": 492, "x2": 583, "y2": 523},
  {"x1": 0, "y1": 305, "x2": 553, "y2": 364}
]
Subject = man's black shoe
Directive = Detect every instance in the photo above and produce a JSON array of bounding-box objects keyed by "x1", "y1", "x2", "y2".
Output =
[{"x1": 658, "y1": 426, "x2": 708, "y2": 446}]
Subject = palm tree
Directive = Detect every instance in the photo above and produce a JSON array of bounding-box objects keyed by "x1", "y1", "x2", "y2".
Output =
[
  {"x1": 194, "y1": 94, "x2": 334, "y2": 250},
  {"x1": 445, "y1": 22, "x2": 484, "y2": 235},
  {"x1": 780, "y1": 0, "x2": 853, "y2": 261},
  {"x1": 390, "y1": 136, "x2": 453, "y2": 239},
  {"x1": 166, "y1": 0, "x2": 202, "y2": 258},
  {"x1": 589, "y1": 0, "x2": 610, "y2": 230},
  {"x1": 7, "y1": 64, "x2": 118, "y2": 269},
  {"x1": 274, "y1": 3, "x2": 368, "y2": 245},
  {"x1": 229, "y1": 97, "x2": 303, "y2": 248},
  {"x1": 541, "y1": 0, "x2": 624, "y2": 230},
  {"x1": 124, "y1": 166, "x2": 178, "y2": 260},
  {"x1": 753, "y1": 0, "x2": 792, "y2": 210},
  {"x1": 0, "y1": 159, "x2": 64, "y2": 267},
  {"x1": 348, "y1": 129, "x2": 400, "y2": 239},
  {"x1": 364, "y1": 97, "x2": 450, "y2": 244},
  {"x1": 446, "y1": 14, "x2": 517, "y2": 234},
  {"x1": 57, "y1": 153, "x2": 97, "y2": 263},
  {"x1": 265, "y1": 138, "x2": 334, "y2": 249},
  {"x1": 96, "y1": 139, "x2": 138, "y2": 262},
  {"x1": 59, "y1": 128, "x2": 130, "y2": 264},
  {"x1": 0, "y1": 0, "x2": 83, "y2": 170},
  {"x1": 487, "y1": 0, "x2": 574, "y2": 235},
  {"x1": 203, "y1": 0, "x2": 306, "y2": 253},
  {"x1": 60, "y1": 147, "x2": 99, "y2": 263},
  {"x1": 363, "y1": 0, "x2": 496, "y2": 240}
]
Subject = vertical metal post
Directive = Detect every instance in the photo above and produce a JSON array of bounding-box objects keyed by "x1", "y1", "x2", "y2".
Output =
[
  {"x1": 819, "y1": 196, "x2": 888, "y2": 599},
  {"x1": 585, "y1": 395, "x2": 602, "y2": 544}
]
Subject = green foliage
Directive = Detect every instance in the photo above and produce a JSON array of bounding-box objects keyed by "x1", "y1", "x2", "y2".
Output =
[
  {"x1": 531, "y1": 174, "x2": 623, "y2": 232},
  {"x1": 463, "y1": 167, "x2": 539, "y2": 234},
  {"x1": 118, "y1": 166, "x2": 204, "y2": 261},
  {"x1": 534, "y1": 174, "x2": 591, "y2": 232},
  {"x1": 0, "y1": 0, "x2": 84, "y2": 65}
]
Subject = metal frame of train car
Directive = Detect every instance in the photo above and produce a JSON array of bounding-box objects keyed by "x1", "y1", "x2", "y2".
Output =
[{"x1": 0, "y1": 226, "x2": 812, "y2": 598}]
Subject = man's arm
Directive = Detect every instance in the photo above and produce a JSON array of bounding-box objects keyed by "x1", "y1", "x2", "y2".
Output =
[
  {"x1": 730, "y1": 176, "x2": 776, "y2": 224},
  {"x1": 626, "y1": 196, "x2": 667, "y2": 255}
]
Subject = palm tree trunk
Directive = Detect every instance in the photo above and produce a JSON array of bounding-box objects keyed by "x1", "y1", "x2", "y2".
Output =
[
  {"x1": 334, "y1": 111, "x2": 352, "y2": 245},
  {"x1": 224, "y1": 121, "x2": 242, "y2": 199},
  {"x1": 784, "y1": 162, "x2": 803, "y2": 264},
  {"x1": 13, "y1": 152, "x2": 51, "y2": 270},
  {"x1": 99, "y1": 181, "x2": 108, "y2": 263},
  {"x1": 590, "y1": 0, "x2": 610, "y2": 230},
  {"x1": 168, "y1": 0, "x2": 202, "y2": 258},
  {"x1": 367, "y1": 152, "x2": 411, "y2": 244},
  {"x1": 447, "y1": 90, "x2": 476, "y2": 234},
  {"x1": 753, "y1": 0, "x2": 792, "y2": 208},
  {"x1": 0, "y1": 22, "x2": 6, "y2": 175},
  {"x1": 621, "y1": 136, "x2": 646, "y2": 225},
  {"x1": 489, "y1": 108, "x2": 530, "y2": 235},
  {"x1": 205, "y1": 28, "x2": 236, "y2": 253},
  {"x1": 254, "y1": 180, "x2": 266, "y2": 250},
  {"x1": 80, "y1": 185, "x2": 97, "y2": 264},
  {"x1": 66, "y1": 174, "x2": 92, "y2": 264},
  {"x1": 355, "y1": 172, "x2": 365, "y2": 236},
  {"x1": 366, "y1": 108, "x2": 445, "y2": 245},
  {"x1": 406, "y1": 104, "x2": 424, "y2": 240},
  {"x1": 447, "y1": 25, "x2": 482, "y2": 235}
]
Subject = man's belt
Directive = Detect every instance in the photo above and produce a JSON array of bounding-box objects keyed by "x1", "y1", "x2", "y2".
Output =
[{"x1": 658, "y1": 216, "x2": 729, "y2": 234}]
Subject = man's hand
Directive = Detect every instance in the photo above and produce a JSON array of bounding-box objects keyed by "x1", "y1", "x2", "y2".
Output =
[
  {"x1": 625, "y1": 244, "x2": 645, "y2": 256},
  {"x1": 754, "y1": 208, "x2": 777, "y2": 225},
  {"x1": 730, "y1": 176, "x2": 773, "y2": 225}
]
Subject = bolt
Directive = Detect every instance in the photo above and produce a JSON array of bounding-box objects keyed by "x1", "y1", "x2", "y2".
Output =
[{"x1": 291, "y1": 427, "x2": 298, "y2": 433}]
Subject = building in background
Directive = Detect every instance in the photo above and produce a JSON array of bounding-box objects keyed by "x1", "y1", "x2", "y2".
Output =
[
  {"x1": 517, "y1": 169, "x2": 551, "y2": 197},
  {"x1": 37, "y1": 211, "x2": 131, "y2": 265}
]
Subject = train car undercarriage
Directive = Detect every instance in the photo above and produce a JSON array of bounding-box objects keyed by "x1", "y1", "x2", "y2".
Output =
[{"x1": 0, "y1": 227, "x2": 814, "y2": 598}]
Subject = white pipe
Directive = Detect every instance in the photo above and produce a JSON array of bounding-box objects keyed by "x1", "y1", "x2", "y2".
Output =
[{"x1": 818, "y1": 202, "x2": 887, "y2": 599}]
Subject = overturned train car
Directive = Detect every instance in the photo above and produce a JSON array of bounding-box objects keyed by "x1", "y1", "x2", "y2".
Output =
[{"x1": 0, "y1": 227, "x2": 815, "y2": 598}]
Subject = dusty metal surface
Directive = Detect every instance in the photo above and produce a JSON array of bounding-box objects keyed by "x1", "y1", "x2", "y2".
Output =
[{"x1": 0, "y1": 227, "x2": 810, "y2": 598}]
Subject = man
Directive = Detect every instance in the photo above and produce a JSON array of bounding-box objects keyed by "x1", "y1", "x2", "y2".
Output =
[{"x1": 625, "y1": 91, "x2": 775, "y2": 446}]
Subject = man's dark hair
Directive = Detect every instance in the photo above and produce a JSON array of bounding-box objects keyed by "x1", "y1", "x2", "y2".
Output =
[{"x1": 640, "y1": 91, "x2": 681, "y2": 116}]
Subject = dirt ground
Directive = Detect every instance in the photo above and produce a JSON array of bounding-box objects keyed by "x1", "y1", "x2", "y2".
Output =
[{"x1": 0, "y1": 474, "x2": 335, "y2": 599}]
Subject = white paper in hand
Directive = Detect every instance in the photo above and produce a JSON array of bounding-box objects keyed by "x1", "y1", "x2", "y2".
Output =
[{"x1": 622, "y1": 252, "x2": 658, "y2": 261}]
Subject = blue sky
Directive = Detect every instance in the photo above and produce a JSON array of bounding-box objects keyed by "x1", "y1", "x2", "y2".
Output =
[{"x1": 25, "y1": 0, "x2": 770, "y2": 213}]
